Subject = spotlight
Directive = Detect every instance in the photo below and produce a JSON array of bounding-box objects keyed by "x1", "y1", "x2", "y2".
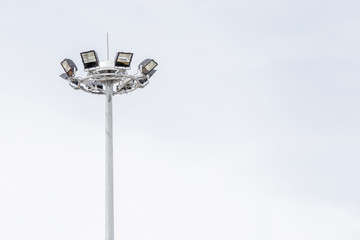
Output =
[
  {"x1": 139, "y1": 59, "x2": 158, "y2": 77},
  {"x1": 60, "y1": 59, "x2": 77, "y2": 78},
  {"x1": 115, "y1": 52, "x2": 133, "y2": 68},
  {"x1": 80, "y1": 50, "x2": 99, "y2": 70}
]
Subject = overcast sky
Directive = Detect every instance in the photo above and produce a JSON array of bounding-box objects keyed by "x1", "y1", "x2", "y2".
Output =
[{"x1": 1, "y1": 0, "x2": 360, "y2": 239}]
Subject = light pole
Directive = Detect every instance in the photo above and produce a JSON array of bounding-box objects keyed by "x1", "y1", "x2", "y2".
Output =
[{"x1": 59, "y1": 43, "x2": 158, "y2": 240}]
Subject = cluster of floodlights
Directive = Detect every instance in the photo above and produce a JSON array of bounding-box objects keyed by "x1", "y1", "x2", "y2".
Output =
[{"x1": 60, "y1": 50, "x2": 158, "y2": 95}]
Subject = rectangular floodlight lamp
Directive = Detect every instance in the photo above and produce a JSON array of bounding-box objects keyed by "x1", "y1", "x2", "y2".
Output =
[
  {"x1": 61, "y1": 59, "x2": 76, "y2": 77},
  {"x1": 115, "y1": 52, "x2": 133, "y2": 68},
  {"x1": 142, "y1": 59, "x2": 158, "y2": 75},
  {"x1": 80, "y1": 50, "x2": 99, "y2": 69}
]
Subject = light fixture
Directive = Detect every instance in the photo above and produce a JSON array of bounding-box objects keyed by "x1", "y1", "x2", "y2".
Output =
[
  {"x1": 139, "y1": 59, "x2": 158, "y2": 77},
  {"x1": 80, "y1": 50, "x2": 99, "y2": 70},
  {"x1": 115, "y1": 52, "x2": 133, "y2": 68},
  {"x1": 59, "y1": 37, "x2": 158, "y2": 240},
  {"x1": 60, "y1": 59, "x2": 77, "y2": 78}
]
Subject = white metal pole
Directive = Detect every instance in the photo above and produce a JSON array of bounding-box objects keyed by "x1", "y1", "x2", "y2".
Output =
[{"x1": 105, "y1": 81, "x2": 114, "y2": 240}]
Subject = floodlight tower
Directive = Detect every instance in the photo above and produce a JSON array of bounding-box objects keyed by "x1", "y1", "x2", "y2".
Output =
[{"x1": 60, "y1": 43, "x2": 158, "y2": 240}]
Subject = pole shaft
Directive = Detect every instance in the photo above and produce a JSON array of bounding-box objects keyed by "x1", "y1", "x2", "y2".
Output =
[{"x1": 105, "y1": 81, "x2": 114, "y2": 240}]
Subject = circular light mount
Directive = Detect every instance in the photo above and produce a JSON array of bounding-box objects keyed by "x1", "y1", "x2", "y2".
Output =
[{"x1": 60, "y1": 50, "x2": 158, "y2": 95}]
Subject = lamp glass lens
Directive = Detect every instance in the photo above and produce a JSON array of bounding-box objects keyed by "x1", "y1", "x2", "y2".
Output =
[
  {"x1": 116, "y1": 53, "x2": 133, "y2": 67},
  {"x1": 145, "y1": 60, "x2": 157, "y2": 72},
  {"x1": 82, "y1": 52, "x2": 96, "y2": 63},
  {"x1": 62, "y1": 60, "x2": 71, "y2": 72}
]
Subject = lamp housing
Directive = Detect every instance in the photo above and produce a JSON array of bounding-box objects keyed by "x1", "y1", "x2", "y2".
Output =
[
  {"x1": 115, "y1": 52, "x2": 133, "y2": 68},
  {"x1": 139, "y1": 59, "x2": 158, "y2": 77},
  {"x1": 80, "y1": 50, "x2": 99, "y2": 70},
  {"x1": 61, "y1": 59, "x2": 77, "y2": 78}
]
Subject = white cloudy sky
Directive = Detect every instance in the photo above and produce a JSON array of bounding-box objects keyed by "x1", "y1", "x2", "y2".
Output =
[{"x1": 1, "y1": 0, "x2": 360, "y2": 239}]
